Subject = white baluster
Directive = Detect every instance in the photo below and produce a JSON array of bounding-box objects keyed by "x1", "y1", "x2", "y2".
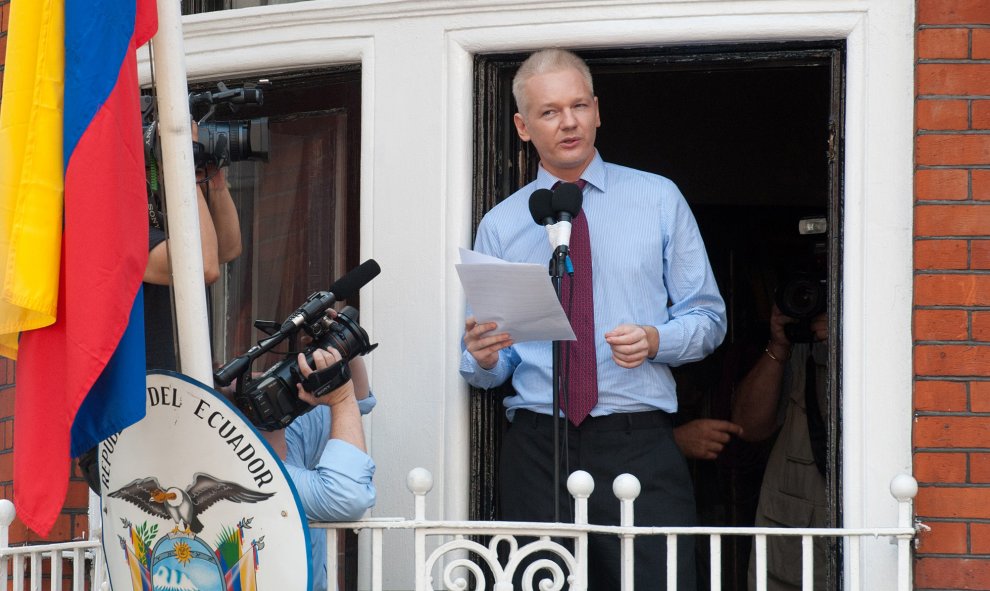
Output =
[{"x1": 613, "y1": 473, "x2": 640, "y2": 591}]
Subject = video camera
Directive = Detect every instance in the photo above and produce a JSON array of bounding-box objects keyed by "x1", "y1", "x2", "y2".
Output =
[
  {"x1": 214, "y1": 260, "x2": 381, "y2": 431},
  {"x1": 142, "y1": 81, "x2": 270, "y2": 171},
  {"x1": 774, "y1": 216, "x2": 828, "y2": 343}
]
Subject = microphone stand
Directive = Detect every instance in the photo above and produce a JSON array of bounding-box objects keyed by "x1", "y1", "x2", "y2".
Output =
[{"x1": 548, "y1": 244, "x2": 568, "y2": 523}]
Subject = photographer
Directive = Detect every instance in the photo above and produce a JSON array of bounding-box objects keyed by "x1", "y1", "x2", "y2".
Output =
[
  {"x1": 732, "y1": 304, "x2": 828, "y2": 591},
  {"x1": 144, "y1": 120, "x2": 242, "y2": 370},
  {"x1": 259, "y1": 343, "x2": 376, "y2": 591}
]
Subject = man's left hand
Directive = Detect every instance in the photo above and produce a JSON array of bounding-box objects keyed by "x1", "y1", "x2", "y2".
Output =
[{"x1": 605, "y1": 324, "x2": 659, "y2": 368}]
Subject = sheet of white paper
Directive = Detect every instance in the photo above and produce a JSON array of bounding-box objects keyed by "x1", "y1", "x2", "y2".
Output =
[{"x1": 456, "y1": 248, "x2": 576, "y2": 343}]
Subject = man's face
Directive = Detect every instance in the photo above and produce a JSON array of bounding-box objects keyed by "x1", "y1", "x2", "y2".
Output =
[{"x1": 514, "y1": 67, "x2": 601, "y2": 181}]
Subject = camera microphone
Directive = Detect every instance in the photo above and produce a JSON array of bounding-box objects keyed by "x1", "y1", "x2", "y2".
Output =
[
  {"x1": 188, "y1": 83, "x2": 264, "y2": 109},
  {"x1": 279, "y1": 259, "x2": 382, "y2": 333}
]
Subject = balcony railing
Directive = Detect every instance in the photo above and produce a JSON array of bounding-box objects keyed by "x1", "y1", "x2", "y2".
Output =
[
  {"x1": 0, "y1": 469, "x2": 919, "y2": 591},
  {"x1": 318, "y1": 469, "x2": 921, "y2": 591},
  {"x1": 0, "y1": 499, "x2": 105, "y2": 591}
]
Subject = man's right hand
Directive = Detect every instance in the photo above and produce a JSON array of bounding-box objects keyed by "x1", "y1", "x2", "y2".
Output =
[
  {"x1": 464, "y1": 316, "x2": 512, "y2": 370},
  {"x1": 674, "y1": 419, "x2": 744, "y2": 460},
  {"x1": 296, "y1": 348, "x2": 356, "y2": 408}
]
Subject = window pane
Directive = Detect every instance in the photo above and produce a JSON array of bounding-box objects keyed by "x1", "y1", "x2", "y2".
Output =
[{"x1": 205, "y1": 71, "x2": 361, "y2": 374}]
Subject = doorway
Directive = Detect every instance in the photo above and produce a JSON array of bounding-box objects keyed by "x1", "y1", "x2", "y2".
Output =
[{"x1": 470, "y1": 42, "x2": 844, "y2": 589}]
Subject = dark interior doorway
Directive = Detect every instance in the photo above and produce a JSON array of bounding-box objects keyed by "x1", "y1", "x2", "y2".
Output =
[{"x1": 471, "y1": 42, "x2": 844, "y2": 590}]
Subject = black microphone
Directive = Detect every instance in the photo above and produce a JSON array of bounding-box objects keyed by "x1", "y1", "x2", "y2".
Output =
[
  {"x1": 551, "y1": 182, "x2": 583, "y2": 225},
  {"x1": 549, "y1": 183, "x2": 584, "y2": 253},
  {"x1": 528, "y1": 188, "x2": 555, "y2": 225},
  {"x1": 279, "y1": 259, "x2": 381, "y2": 333}
]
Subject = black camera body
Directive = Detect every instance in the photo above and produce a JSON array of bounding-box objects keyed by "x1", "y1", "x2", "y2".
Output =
[
  {"x1": 774, "y1": 215, "x2": 828, "y2": 343},
  {"x1": 141, "y1": 82, "x2": 270, "y2": 171},
  {"x1": 233, "y1": 306, "x2": 377, "y2": 431}
]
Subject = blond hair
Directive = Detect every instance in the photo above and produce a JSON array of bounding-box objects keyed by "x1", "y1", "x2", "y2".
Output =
[{"x1": 512, "y1": 49, "x2": 594, "y2": 116}]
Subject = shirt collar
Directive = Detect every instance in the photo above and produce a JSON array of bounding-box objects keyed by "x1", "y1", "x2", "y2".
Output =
[{"x1": 535, "y1": 151, "x2": 606, "y2": 193}]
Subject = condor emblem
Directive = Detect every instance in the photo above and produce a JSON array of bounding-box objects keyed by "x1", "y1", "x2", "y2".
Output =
[{"x1": 100, "y1": 371, "x2": 310, "y2": 591}]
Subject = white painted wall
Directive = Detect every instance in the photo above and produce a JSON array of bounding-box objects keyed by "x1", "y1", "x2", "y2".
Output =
[{"x1": 141, "y1": 1, "x2": 915, "y2": 588}]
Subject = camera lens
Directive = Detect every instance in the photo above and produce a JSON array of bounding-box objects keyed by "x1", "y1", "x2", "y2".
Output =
[
  {"x1": 776, "y1": 274, "x2": 827, "y2": 319},
  {"x1": 324, "y1": 307, "x2": 376, "y2": 360},
  {"x1": 197, "y1": 118, "x2": 270, "y2": 168}
]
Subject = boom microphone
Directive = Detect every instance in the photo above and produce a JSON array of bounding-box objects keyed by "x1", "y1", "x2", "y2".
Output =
[{"x1": 279, "y1": 259, "x2": 382, "y2": 333}]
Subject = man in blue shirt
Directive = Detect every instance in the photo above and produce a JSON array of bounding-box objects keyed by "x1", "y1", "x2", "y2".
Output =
[
  {"x1": 461, "y1": 48, "x2": 727, "y2": 589},
  {"x1": 265, "y1": 348, "x2": 376, "y2": 591}
]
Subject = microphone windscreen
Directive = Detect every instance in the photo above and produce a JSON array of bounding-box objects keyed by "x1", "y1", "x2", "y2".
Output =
[
  {"x1": 528, "y1": 188, "x2": 555, "y2": 225},
  {"x1": 330, "y1": 259, "x2": 381, "y2": 300},
  {"x1": 552, "y1": 183, "x2": 584, "y2": 218}
]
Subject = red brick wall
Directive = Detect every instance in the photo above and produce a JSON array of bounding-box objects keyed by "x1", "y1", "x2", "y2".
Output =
[
  {"x1": 914, "y1": 1, "x2": 990, "y2": 589},
  {"x1": 0, "y1": 0, "x2": 93, "y2": 555}
]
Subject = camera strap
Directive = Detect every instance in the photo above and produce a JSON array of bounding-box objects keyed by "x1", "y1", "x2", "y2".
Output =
[{"x1": 301, "y1": 359, "x2": 352, "y2": 398}]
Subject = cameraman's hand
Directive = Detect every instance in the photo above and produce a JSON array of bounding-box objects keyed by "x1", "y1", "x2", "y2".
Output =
[
  {"x1": 296, "y1": 348, "x2": 356, "y2": 408},
  {"x1": 297, "y1": 347, "x2": 367, "y2": 453},
  {"x1": 809, "y1": 312, "x2": 828, "y2": 342},
  {"x1": 197, "y1": 164, "x2": 230, "y2": 194},
  {"x1": 768, "y1": 305, "x2": 796, "y2": 360}
]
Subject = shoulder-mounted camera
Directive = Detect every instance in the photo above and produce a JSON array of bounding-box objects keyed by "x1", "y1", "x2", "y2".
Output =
[{"x1": 214, "y1": 260, "x2": 381, "y2": 431}]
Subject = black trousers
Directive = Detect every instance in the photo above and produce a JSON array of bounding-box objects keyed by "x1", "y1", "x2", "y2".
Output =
[{"x1": 499, "y1": 409, "x2": 697, "y2": 591}]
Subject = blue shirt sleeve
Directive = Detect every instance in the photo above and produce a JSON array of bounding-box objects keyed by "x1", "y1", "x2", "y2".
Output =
[
  {"x1": 650, "y1": 185, "x2": 727, "y2": 366},
  {"x1": 284, "y1": 407, "x2": 376, "y2": 522},
  {"x1": 357, "y1": 391, "x2": 377, "y2": 415}
]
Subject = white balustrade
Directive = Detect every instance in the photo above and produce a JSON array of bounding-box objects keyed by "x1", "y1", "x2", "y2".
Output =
[
  {"x1": 0, "y1": 499, "x2": 104, "y2": 591},
  {"x1": 314, "y1": 469, "x2": 921, "y2": 591},
  {"x1": 0, "y1": 470, "x2": 920, "y2": 591}
]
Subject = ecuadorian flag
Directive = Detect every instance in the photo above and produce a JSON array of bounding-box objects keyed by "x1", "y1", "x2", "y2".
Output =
[{"x1": 0, "y1": 0, "x2": 157, "y2": 534}]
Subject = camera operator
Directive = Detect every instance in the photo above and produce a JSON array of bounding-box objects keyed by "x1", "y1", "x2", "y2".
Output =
[
  {"x1": 144, "y1": 120, "x2": 243, "y2": 370},
  {"x1": 256, "y1": 337, "x2": 376, "y2": 591},
  {"x1": 732, "y1": 304, "x2": 828, "y2": 591}
]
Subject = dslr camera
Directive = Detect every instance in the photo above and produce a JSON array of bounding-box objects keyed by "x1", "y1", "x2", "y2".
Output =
[
  {"x1": 774, "y1": 216, "x2": 828, "y2": 343},
  {"x1": 142, "y1": 81, "x2": 270, "y2": 171}
]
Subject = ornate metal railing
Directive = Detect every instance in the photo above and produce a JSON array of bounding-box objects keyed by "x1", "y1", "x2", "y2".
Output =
[{"x1": 319, "y1": 469, "x2": 921, "y2": 591}]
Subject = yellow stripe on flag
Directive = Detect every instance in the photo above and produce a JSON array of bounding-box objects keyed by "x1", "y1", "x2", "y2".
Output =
[{"x1": 0, "y1": 0, "x2": 65, "y2": 359}]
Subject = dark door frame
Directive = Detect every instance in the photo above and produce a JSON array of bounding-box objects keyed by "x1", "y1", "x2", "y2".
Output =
[{"x1": 470, "y1": 41, "x2": 845, "y2": 589}]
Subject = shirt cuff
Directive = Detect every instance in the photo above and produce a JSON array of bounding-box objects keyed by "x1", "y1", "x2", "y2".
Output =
[
  {"x1": 357, "y1": 392, "x2": 377, "y2": 415},
  {"x1": 459, "y1": 349, "x2": 502, "y2": 389}
]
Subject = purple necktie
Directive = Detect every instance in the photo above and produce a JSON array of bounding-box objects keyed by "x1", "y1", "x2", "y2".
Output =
[{"x1": 556, "y1": 179, "x2": 598, "y2": 426}]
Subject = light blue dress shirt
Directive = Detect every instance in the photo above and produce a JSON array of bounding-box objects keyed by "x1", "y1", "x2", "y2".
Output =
[
  {"x1": 460, "y1": 152, "x2": 726, "y2": 417},
  {"x1": 284, "y1": 394, "x2": 376, "y2": 591}
]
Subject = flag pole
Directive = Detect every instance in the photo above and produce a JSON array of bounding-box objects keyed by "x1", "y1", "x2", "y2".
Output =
[{"x1": 148, "y1": 2, "x2": 214, "y2": 384}]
